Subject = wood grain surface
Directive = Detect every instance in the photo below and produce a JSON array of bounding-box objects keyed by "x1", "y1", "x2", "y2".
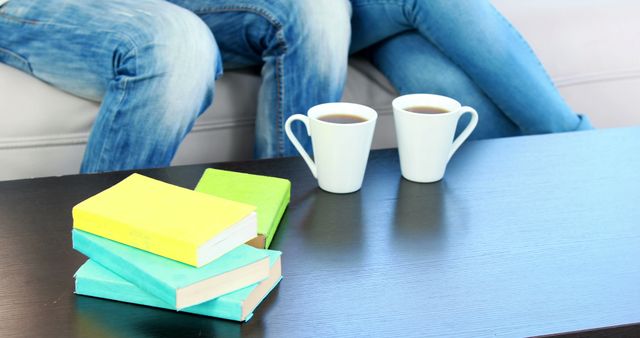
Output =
[{"x1": 1, "y1": 127, "x2": 639, "y2": 338}]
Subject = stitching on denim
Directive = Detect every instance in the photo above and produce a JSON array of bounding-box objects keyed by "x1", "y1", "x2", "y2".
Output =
[
  {"x1": 191, "y1": 5, "x2": 281, "y2": 26},
  {"x1": 94, "y1": 39, "x2": 136, "y2": 170},
  {"x1": 0, "y1": 11, "x2": 44, "y2": 25},
  {"x1": 0, "y1": 10, "x2": 139, "y2": 47},
  {"x1": 194, "y1": 5, "x2": 289, "y2": 156},
  {"x1": 0, "y1": 0, "x2": 91, "y2": 28},
  {"x1": 0, "y1": 47, "x2": 33, "y2": 73},
  {"x1": 0, "y1": 10, "x2": 77, "y2": 28},
  {"x1": 193, "y1": 6, "x2": 290, "y2": 69},
  {"x1": 0, "y1": 7, "x2": 143, "y2": 80},
  {"x1": 489, "y1": 3, "x2": 555, "y2": 88},
  {"x1": 350, "y1": 0, "x2": 405, "y2": 6},
  {"x1": 0, "y1": 6, "x2": 145, "y2": 52},
  {"x1": 95, "y1": 76, "x2": 129, "y2": 171},
  {"x1": 487, "y1": 2, "x2": 562, "y2": 133}
]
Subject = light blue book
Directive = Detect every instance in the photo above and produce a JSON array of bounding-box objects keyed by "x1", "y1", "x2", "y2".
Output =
[
  {"x1": 74, "y1": 251, "x2": 282, "y2": 322},
  {"x1": 72, "y1": 229, "x2": 270, "y2": 309}
]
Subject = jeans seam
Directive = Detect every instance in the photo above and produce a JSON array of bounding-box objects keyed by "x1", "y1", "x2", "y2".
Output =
[
  {"x1": 192, "y1": 5, "x2": 288, "y2": 156},
  {"x1": 351, "y1": 0, "x2": 404, "y2": 6},
  {"x1": 93, "y1": 38, "x2": 137, "y2": 170},
  {"x1": 0, "y1": 10, "x2": 78, "y2": 28},
  {"x1": 0, "y1": 47, "x2": 33, "y2": 73},
  {"x1": 1, "y1": 8, "x2": 142, "y2": 80},
  {"x1": 94, "y1": 76, "x2": 130, "y2": 171},
  {"x1": 487, "y1": 3, "x2": 559, "y2": 134},
  {"x1": 489, "y1": 3, "x2": 553, "y2": 86},
  {"x1": 191, "y1": 6, "x2": 283, "y2": 30},
  {"x1": 0, "y1": 12, "x2": 45, "y2": 25}
]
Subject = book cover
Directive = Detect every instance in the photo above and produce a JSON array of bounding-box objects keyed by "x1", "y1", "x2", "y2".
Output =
[
  {"x1": 72, "y1": 173, "x2": 257, "y2": 267},
  {"x1": 72, "y1": 229, "x2": 270, "y2": 309},
  {"x1": 74, "y1": 250, "x2": 282, "y2": 322},
  {"x1": 195, "y1": 169, "x2": 291, "y2": 248}
]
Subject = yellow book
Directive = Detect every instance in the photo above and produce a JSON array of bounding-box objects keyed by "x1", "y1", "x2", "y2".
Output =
[{"x1": 72, "y1": 173, "x2": 257, "y2": 267}]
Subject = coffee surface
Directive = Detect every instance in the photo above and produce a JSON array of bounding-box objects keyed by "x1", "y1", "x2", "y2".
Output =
[
  {"x1": 405, "y1": 106, "x2": 450, "y2": 114},
  {"x1": 318, "y1": 114, "x2": 367, "y2": 124}
]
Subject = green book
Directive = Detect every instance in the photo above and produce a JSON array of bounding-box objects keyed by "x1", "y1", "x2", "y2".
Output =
[
  {"x1": 74, "y1": 250, "x2": 282, "y2": 322},
  {"x1": 72, "y1": 229, "x2": 269, "y2": 310},
  {"x1": 195, "y1": 169, "x2": 291, "y2": 249}
]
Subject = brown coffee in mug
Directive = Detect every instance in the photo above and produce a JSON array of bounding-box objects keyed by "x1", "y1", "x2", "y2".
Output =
[
  {"x1": 405, "y1": 106, "x2": 450, "y2": 114},
  {"x1": 318, "y1": 114, "x2": 368, "y2": 124}
]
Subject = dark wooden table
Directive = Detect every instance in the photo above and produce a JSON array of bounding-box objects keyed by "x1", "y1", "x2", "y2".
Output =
[{"x1": 1, "y1": 127, "x2": 640, "y2": 338}]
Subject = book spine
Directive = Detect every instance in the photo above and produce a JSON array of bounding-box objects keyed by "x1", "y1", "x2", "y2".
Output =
[
  {"x1": 75, "y1": 271, "x2": 243, "y2": 321},
  {"x1": 72, "y1": 207, "x2": 198, "y2": 266},
  {"x1": 72, "y1": 230, "x2": 177, "y2": 307},
  {"x1": 75, "y1": 274, "x2": 174, "y2": 310},
  {"x1": 185, "y1": 294, "x2": 242, "y2": 320},
  {"x1": 265, "y1": 186, "x2": 290, "y2": 249}
]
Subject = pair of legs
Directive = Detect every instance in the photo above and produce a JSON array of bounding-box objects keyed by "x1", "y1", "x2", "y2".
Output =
[
  {"x1": 0, "y1": 0, "x2": 219, "y2": 172},
  {"x1": 0, "y1": 0, "x2": 589, "y2": 173},
  {"x1": 349, "y1": 0, "x2": 592, "y2": 139},
  {"x1": 0, "y1": 0, "x2": 349, "y2": 172},
  {"x1": 168, "y1": 0, "x2": 351, "y2": 158}
]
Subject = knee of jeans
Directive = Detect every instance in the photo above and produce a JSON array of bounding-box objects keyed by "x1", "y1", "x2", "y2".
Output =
[
  {"x1": 280, "y1": 0, "x2": 351, "y2": 77},
  {"x1": 117, "y1": 5, "x2": 220, "y2": 131}
]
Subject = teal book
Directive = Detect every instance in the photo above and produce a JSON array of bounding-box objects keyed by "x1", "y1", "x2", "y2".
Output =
[
  {"x1": 195, "y1": 168, "x2": 291, "y2": 249},
  {"x1": 72, "y1": 229, "x2": 269, "y2": 309},
  {"x1": 74, "y1": 251, "x2": 282, "y2": 322}
]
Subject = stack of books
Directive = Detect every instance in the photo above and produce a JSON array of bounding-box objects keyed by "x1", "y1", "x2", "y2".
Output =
[{"x1": 72, "y1": 170, "x2": 291, "y2": 322}]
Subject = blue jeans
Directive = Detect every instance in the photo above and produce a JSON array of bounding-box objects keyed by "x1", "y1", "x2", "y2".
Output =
[
  {"x1": 0, "y1": 0, "x2": 220, "y2": 173},
  {"x1": 350, "y1": 0, "x2": 592, "y2": 139},
  {"x1": 166, "y1": 0, "x2": 351, "y2": 158},
  {"x1": 0, "y1": 0, "x2": 350, "y2": 173}
]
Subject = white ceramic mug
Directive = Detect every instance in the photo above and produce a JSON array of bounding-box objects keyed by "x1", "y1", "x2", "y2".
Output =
[
  {"x1": 392, "y1": 94, "x2": 478, "y2": 183},
  {"x1": 285, "y1": 102, "x2": 378, "y2": 194}
]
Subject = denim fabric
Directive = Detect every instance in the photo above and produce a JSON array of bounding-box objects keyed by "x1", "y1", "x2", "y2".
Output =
[
  {"x1": 166, "y1": 0, "x2": 351, "y2": 158},
  {"x1": 1, "y1": 0, "x2": 590, "y2": 173},
  {"x1": 0, "y1": 0, "x2": 351, "y2": 173},
  {"x1": 0, "y1": 0, "x2": 221, "y2": 173},
  {"x1": 350, "y1": 0, "x2": 592, "y2": 139}
]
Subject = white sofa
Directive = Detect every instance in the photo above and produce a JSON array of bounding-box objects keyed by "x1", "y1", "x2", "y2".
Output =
[{"x1": 2, "y1": 0, "x2": 640, "y2": 181}]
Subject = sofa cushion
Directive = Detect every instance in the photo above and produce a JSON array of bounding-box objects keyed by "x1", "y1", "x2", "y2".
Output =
[{"x1": 0, "y1": 60, "x2": 397, "y2": 180}]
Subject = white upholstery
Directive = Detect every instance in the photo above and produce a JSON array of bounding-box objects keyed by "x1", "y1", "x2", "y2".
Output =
[
  {"x1": 1, "y1": 0, "x2": 640, "y2": 181},
  {"x1": 494, "y1": 0, "x2": 640, "y2": 128}
]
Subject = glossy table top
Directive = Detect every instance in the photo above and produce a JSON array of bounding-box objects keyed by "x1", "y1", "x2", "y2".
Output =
[{"x1": 1, "y1": 127, "x2": 639, "y2": 337}]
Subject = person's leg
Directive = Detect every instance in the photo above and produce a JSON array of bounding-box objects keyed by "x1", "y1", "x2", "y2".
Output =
[
  {"x1": 350, "y1": 0, "x2": 591, "y2": 137},
  {"x1": 168, "y1": 0, "x2": 352, "y2": 158},
  {"x1": 366, "y1": 32, "x2": 520, "y2": 139},
  {"x1": 0, "y1": 0, "x2": 221, "y2": 173}
]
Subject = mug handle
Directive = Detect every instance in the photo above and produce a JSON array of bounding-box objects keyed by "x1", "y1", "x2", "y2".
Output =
[
  {"x1": 285, "y1": 114, "x2": 317, "y2": 178},
  {"x1": 448, "y1": 106, "x2": 479, "y2": 162}
]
